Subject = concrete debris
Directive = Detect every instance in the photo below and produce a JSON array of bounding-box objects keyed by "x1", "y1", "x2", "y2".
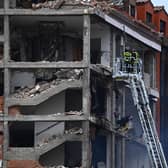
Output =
[
  {"x1": 65, "y1": 127, "x2": 83, "y2": 135},
  {"x1": 38, "y1": 128, "x2": 82, "y2": 148},
  {"x1": 32, "y1": 0, "x2": 65, "y2": 9},
  {"x1": 45, "y1": 166, "x2": 81, "y2": 168},
  {"x1": 54, "y1": 69, "x2": 83, "y2": 80},
  {"x1": 11, "y1": 69, "x2": 83, "y2": 99},
  {"x1": 37, "y1": 134, "x2": 61, "y2": 147},
  {"x1": 65, "y1": 111, "x2": 83, "y2": 116},
  {"x1": 31, "y1": 0, "x2": 114, "y2": 13},
  {"x1": 37, "y1": 127, "x2": 82, "y2": 147},
  {"x1": 65, "y1": 0, "x2": 114, "y2": 13}
]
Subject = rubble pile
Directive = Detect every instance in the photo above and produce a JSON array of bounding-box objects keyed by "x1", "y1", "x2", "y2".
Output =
[
  {"x1": 37, "y1": 127, "x2": 83, "y2": 147},
  {"x1": 65, "y1": 0, "x2": 115, "y2": 13},
  {"x1": 11, "y1": 69, "x2": 83, "y2": 99},
  {"x1": 32, "y1": 0, "x2": 115, "y2": 13},
  {"x1": 37, "y1": 133, "x2": 60, "y2": 147},
  {"x1": 65, "y1": 111, "x2": 83, "y2": 116},
  {"x1": 64, "y1": 127, "x2": 83, "y2": 135},
  {"x1": 32, "y1": 0, "x2": 65, "y2": 9}
]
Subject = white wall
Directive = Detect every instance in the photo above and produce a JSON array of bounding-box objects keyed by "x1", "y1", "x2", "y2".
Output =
[
  {"x1": 34, "y1": 92, "x2": 65, "y2": 145},
  {"x1": 11, "y1": 71, "x2": 35, "y2": 93},
  {"x1": 91, "y1": 23, "x2": 111, "y2": 67}
]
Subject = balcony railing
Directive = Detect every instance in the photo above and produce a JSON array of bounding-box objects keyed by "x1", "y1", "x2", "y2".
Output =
[{"x1": 113, "y1": 57, "x2": 142, "y2": 78}]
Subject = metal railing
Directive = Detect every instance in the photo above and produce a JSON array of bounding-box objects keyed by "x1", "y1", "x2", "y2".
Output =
[{"x1": 113, "y1": 57, "x2": 142, "y2": 77}]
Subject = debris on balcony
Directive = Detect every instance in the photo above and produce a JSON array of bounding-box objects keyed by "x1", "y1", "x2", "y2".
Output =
[
  {"x1": 64, "y1": 127, "x2": 83, "y2": 135},
  {"x1": 37, "y1": 128, "x2": 83, "y2": 147},
  {"x1": 65, "y1": 111, "x2": 83, "y2": 116},
  {"x1": 11, "y1": 69, "x2": 83, "y2": 99},
  {"x1": 32, "y1": 0, "x2": 65, "y2": 9},
  {"x1": 37, "y1": 133, "x2": 60, "y2": 147}
]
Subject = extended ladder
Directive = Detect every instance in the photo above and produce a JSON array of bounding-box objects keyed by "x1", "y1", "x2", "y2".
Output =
[
  {"x1": 129, "y1": 75, "x2": 167, "y2": 168},
  {"x1": 113, "y1": 58, "x2": 167, "y2": 167}
]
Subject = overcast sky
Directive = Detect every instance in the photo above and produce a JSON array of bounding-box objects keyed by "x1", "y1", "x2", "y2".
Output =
[{"x1": 152, "y1": 0, "x2": 168, "y2": 12}]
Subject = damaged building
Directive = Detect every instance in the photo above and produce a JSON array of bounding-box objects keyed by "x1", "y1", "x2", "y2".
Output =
[{"x1": 0, "y1": 0, "x2": 167, "y2": 168}]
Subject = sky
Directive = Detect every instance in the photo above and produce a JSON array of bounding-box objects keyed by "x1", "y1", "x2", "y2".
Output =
[{"x1": 152, "y1": 0, "x2": 168, "y2": 12}]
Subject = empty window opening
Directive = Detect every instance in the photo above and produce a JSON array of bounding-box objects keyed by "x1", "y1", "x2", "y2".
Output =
[
  {"x1": 146, "y1": 12, "x2": 152, "y2": 24},
  {"x1": 0, "y1": 44, "x2": 3, "y2": 61},
  {"x1": 10, "y1": 17, "x2": 83, "y2": 62},
  {"x1": 39, "y1": 144, "x2": 65, "y2": 167},
  {"x1": 160, "y1": 20, "x2": 166, "y2": 34},
  {"x1": 65, "y1": 89, "x2": 82, "y2": 112},
  {"x1": 0, "y1": 18, "x2": 3, "y2": 34},
  {"x1": 91, "y1": 39, "x2": 101, "y2": 64},
  {"x1": 15, "y1": 0, "x2": 31, "y2": 8},
  {"x1": 0, "y1": 1, "x2": 3, "y2": 8},
  {"x1": 91, "y1": 77, "x2": 107, "y2": 117},
  {"x1": 91, "y1": 135, "x2": 106, "y2": 168},
  {"x1": 130, "y1": 5, "x2": 136, "y2": 17},
  {"x1": 144, "y1": 51, "x2": 156, "y2": 88},
  {"x1": 0, "y1": 70, "x2": 3, "y2": 96},
  {"x1": 65, "y1": 141, "x2": 82, "y2": 167},
  {"x1": 9, "y1": 122, "x2": 34, "y2": 147}
]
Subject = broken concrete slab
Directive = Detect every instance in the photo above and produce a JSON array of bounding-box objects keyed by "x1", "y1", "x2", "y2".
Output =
[
  {"x1": 36, "y1": 133, "x2": 82, "y2": 156},
  {"x1": 8, "y1": 80, "x2": 82, "y2": 106}
]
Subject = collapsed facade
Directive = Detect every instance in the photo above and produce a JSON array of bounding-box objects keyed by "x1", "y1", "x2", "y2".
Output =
[{"x1": 0, "y1": 0, "x2": 165, "y2": 168}]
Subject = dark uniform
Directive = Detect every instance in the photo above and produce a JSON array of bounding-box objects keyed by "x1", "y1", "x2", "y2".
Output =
[
  {"x1": 131, "y1": 51, "x2": 139, "y2": 73},
  {"x1": 116, "y1": 115, "x2": 133, "y2": 132}
]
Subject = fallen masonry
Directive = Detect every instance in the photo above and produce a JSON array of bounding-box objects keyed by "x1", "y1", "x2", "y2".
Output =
[{"x1": 11, "y1": 69, "x2": 83, "y2": 99}]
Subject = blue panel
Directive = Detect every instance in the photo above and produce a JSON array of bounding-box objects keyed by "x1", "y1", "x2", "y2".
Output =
[{"x1": 91, "y1": 135, "x2": 106, "y2": 168}]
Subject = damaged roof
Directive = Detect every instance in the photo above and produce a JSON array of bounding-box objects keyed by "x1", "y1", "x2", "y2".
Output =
[{"x1": 11, "y1": 0, "x2": 162, "y2": 51}]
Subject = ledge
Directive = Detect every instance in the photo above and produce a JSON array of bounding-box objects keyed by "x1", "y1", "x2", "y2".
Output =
[
  {"x1": 5, "y1": 148, "x2": 37, "y2": 160},
  {"x1": 0, "y1": 8, "x2": 94, "y2": 16},
  {"x1": 6, "y1": 61, "x2": 87, "y2": 69},
  {"x1": 89, "y1": 116, "x2": 146, "y2": 146},
  {"x1": 1, "y1": 114, "x2": 87, "y2": 121}
]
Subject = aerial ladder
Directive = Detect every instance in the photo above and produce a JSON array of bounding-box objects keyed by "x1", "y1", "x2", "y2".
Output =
[{"x1": 113, "y1": 56, "x2": 168, "y2": 168}]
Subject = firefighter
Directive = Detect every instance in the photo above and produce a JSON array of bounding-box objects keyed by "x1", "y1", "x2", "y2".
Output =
[
  {"x1": 123, "y1": 47, "x2": 132, "y2": 73},
  {"x1": 131, "y1": 49, "x2": 139, "y2": 73},
  {"x1": 116, "y1": 115, "x2": 133, "y2": 133}
]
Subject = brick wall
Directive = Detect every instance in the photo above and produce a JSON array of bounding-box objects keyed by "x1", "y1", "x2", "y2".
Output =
[{"x1": 7, "y1": 160, "x2": 43, "y2": 168}]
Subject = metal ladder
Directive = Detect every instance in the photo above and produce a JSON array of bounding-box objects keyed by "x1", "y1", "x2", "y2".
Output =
[
  {"x1": 112, "y1": 57, "x2": 167, "y2": 167},
  {"x1": 129, "y1": 75, "x2": 168, "y2": 168}
]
